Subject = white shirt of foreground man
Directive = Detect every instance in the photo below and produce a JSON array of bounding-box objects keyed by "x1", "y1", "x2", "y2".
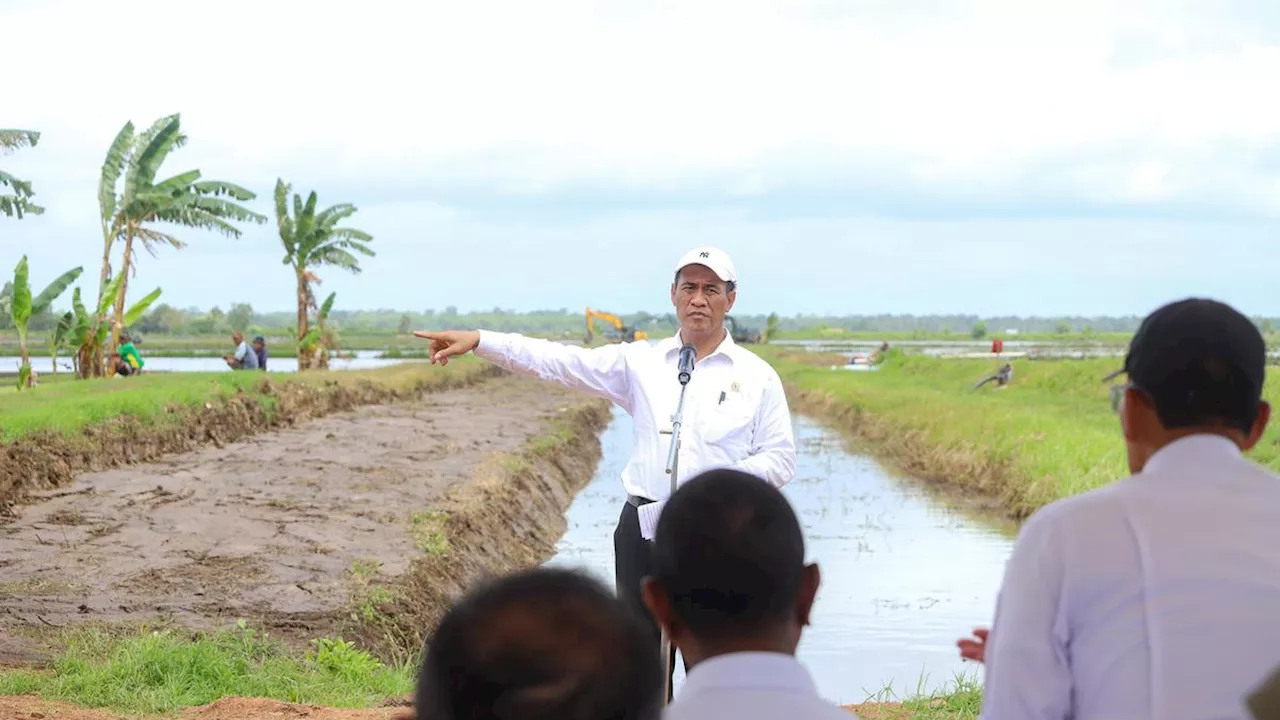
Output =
[
  {"x1": 978, "y1": 297, "x2": 1280, "y2": 720},
  {"x1": 471, "y1": 250, "x2": 796, "y2": 537}
]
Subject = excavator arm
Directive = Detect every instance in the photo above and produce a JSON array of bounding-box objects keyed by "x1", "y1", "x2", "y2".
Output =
[{"x1": 585, "y1": 307, "x2": 648, "y2": 344}]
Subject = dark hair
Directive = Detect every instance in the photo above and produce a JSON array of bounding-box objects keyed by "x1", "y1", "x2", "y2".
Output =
[
  {"x1": 1143, "y1": 357, "x2": 1260, "y2": 434},
  {"x1": 673, "y1": 269, "x2": 735, "y2": 294},
  {"x1": 651, "y1": 468, "x2": 805, "y2": 643},
  {"x1": 415, "y1": 567, "x2": 663, "y2": 720}
]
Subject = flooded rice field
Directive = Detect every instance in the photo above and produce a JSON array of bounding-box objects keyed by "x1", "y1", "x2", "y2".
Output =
[{"x1": 546, "y1": 406, "x2": 1014, "y2": 705}]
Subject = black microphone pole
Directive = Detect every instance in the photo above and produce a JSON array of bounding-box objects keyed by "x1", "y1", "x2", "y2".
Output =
[{"x1": 660, "y1": 343, "x2": 696, "y2": 703}]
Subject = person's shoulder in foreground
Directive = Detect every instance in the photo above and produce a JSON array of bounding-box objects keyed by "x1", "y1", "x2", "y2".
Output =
[
  {"x1": 413, "y1": 566, "x2": 663, "y2": 720},
  {"x1": 979, "y1": 296, "x2": 1280, "y2": 720},
  {"x1": 642, "y1": 467, "x2": 852, "y2": 719}
]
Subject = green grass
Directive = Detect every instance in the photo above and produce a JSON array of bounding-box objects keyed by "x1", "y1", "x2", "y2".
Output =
[
  {"x1": 762, "y1": 347, "x2": 1280, "y2": 516},
  {"x1": 847, "y1": 675, "x2": 983, "y2": 719},
  {"x1": 0, "y1": 356, "x2": 487, "y2": 443},
  {"x1": 0, "y1": 623, "x2": 412, "y2": 716}
]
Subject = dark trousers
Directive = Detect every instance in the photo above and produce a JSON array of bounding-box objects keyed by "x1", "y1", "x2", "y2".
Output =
[{"x1": 614, "y1": 499, "x2": 684, "y2": 700}]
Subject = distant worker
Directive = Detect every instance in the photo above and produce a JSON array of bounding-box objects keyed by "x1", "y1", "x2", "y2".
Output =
[
  {"x1": 973, "y1": 362, "x2": 1012, "y2": 390},
  {"x1": 412, "y1": 246, "x2": 798, "y2": 697},
  {"x1": 224, "y1": 331, "x2": 259, "y2": 370},
  {"x1": 252, "y1": 335, "x2": 268, "y2": 371},
  {"x1": 118, "y1": 333, "x2": 145, "y2": 374},
  {"x1": 109, "y1": 350, "x2": 133, "y2": 377},
  {"x1": 973, "y1": 298, "x2": 1280, "y2": 720},
  {"x1": 642, "y1": 468, "x2": 851, "y2": 719},
  {"x1": 414, "y1": 566, "x2": 663, "y2": 720}
]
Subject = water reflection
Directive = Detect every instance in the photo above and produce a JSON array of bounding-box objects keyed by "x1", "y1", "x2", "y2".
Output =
[{"x1": 545, "y1": 406, "x2": 1013, "y2": 705}]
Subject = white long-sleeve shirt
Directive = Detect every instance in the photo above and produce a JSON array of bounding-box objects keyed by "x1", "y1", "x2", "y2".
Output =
[
  {"x1": 473, "y1": 329, "x2": 797, "y2": 520},
  {"x1": 980, "y1": 434, "x2": 1280, "y2": 720},
  {"x1": 662, "y1": 652, "x2": 856, "y2": 720}
]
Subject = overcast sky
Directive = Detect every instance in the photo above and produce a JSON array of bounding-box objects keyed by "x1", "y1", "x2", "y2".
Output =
[{"x1": 5, "y1": 0, "x2": 1280, "y2": 318}]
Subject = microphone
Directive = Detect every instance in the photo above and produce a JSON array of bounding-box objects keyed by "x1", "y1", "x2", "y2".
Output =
[{"x1": 677, "y1": 343, "x2": 696, "y2": 385}]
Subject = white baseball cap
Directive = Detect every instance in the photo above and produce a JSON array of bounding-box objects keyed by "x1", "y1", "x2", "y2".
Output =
[{"x1": 674, "y1": 246, "x2": 737, "y2": 284}]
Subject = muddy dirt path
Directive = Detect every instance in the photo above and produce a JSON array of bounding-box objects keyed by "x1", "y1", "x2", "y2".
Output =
[{"x1": 0, "y1": 374, "x2": 583, "y2": 663}]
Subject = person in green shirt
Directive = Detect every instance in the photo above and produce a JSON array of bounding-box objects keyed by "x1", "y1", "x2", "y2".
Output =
[{"x1": 118, "y1": 333, "x2": 144, "y2": 374}]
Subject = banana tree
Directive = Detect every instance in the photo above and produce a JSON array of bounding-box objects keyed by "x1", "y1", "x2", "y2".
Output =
[
  {"x1": 275, "y1": 179, "x2": 372, "y2": 370},
  {"x1": 298, "y1": 292, "x2": 336, "y2": 371},
  {"x1": 1, "y1": 129, "x2": 44, "y2": 220},
  {"x1": 98, "y1": 114, "x2": 265, "y2": 355},
  {"x1": 46, "y1": 311, "x2": 75, "y2": 375},
  {"x1": 6, "y1": 256, "x2": 82, "y2": 389},
  {"x1": 71, "y1": 273, "x2": 161, "y2": 379}
]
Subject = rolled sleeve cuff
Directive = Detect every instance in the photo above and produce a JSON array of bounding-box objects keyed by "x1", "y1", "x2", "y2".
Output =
[{"x1": 474, "y1": 329, "x2": 508, "y2": 360}]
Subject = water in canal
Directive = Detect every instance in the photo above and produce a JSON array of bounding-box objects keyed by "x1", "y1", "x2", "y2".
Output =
[{"x1": 545, "y1": 405, "x2": 1014, "y2": 705}]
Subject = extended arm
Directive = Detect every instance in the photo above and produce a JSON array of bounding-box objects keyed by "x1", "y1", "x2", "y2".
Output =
[{"x1": 471, "y1": 330, "x2": 634, "y2": 410}]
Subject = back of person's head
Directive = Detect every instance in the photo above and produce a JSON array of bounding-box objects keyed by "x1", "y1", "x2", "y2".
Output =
[
  {"x1": 644, "y1": 468, "x2": 818, "y2": 654},
  {"x1": 415, "y1": 566, "x2": 662, "y2": 720},
  {"x1": 1110, "y1": 298, "x2": 1271, "y2": 467}
]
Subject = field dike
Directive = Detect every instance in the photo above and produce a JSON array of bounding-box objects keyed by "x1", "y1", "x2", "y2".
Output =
[
  {"x1": 345, "y1": 396, "x2": 613, "y2": 663},
  {"x1": 786, "y1": 385, "x2": 1025, "y2": 520},
  {"x1": 0, "y1": 364, "x2": 506, "y2": 514}
]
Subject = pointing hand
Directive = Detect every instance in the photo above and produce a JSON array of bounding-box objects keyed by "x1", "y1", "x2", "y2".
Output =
[{"x1": 412, "y1": 330, "x2": 480, "y2": 365}]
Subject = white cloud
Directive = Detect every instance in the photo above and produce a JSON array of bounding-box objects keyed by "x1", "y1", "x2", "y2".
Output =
[{"x1": 5, "y1": 0, "x2": 1280, "y2": 315}]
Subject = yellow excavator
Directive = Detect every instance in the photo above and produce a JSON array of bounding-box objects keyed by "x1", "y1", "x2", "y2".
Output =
[{"x1": 585, "y1": 307, "x2": 648, "y2": 344}]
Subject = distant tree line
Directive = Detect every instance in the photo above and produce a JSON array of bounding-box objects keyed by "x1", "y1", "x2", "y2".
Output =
[{"x1": 9, "y1": 305, "x2": 1278, "y2": 338}]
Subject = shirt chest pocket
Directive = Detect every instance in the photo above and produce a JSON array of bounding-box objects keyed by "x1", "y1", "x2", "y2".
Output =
[{"x1": 697, "y1": 395, "x2": 756, "y2": 453}]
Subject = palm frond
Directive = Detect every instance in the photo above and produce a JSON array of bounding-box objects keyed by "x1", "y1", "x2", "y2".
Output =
[
  {"x1": 0, "y1": 194, "x2": 43, "y2": 219},
  {"x1": 149, "y1": 169, "x2": 202, "y2": 198},
  {"x1": 187, "y1": 194, "x2": 267, "y2": 224},
  {"x1": 134, "y1": 227, "x2": 185, "y2": 256},
  {"x1": 98, "y1": 121, "x2": 134, "y2": 224},
  {"x1": 192, "y1": 180, "x2": 258, "y2": 203},
  {"x1": 125, "y1": 114, "x2": 182, "y2": 199},
  {"x1": 0, "y1": 129, "x2": 39, "y2": 153},
  {"x1": 31, "y1": 266, "x2": 84, "y2": 316},
  {"x1": 312, "y1": 247, "x2": 362, "y2": 273},
  {"x1": 275, "y1": 179, "x2": 296, "y2": 257},
  {"x1": 315, "y1": 203, "x2": 358, "y2": 227},
  {"x1": 155, "y1": 207, "x2": 242, "y2": 238}
]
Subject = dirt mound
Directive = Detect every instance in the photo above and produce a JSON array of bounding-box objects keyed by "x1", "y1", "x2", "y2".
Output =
[
  {"x1": 0, "y1": 365, "x2": 503, "y2": 515},
  {"x1": 346, "y1": 395, "x2": 613, "y2": 660},
  {"x1": 0, "y1": 375, "x2": 607, "y2": 662}
]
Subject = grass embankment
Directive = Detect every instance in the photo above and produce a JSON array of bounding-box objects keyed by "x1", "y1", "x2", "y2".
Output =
[
  {"x1": 762, "y1": 346, "x2": 1280, "y2": 519},
  {"x1": 0, "y1": 359, "x2": 491, "y2": 444}
]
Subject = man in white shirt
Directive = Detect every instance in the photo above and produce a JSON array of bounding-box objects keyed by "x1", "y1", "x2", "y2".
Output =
[
  {"x1": 413, "y1": 246, "x2": 798, "y2": 691},
  {"x1": 978, "y1": 297, "x2": 1280, "y2": 720},
  {"x1": 639, "y1": 467, "x2": 853, "y2": 719}
]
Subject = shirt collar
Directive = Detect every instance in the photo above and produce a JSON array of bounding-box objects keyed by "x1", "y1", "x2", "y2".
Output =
[
  {"x1": 662, "y1": 328, "x2": 737, "y2": 364},
  {"x1": 1141, "y1": 433, "x2": 1243, "y2": 476},
  {"x1": 679, "y1": 651, "x2": 817, "y2": 697}
]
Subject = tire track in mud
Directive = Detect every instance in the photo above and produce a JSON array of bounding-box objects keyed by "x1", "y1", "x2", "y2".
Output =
[{"x1": 0, "y1": 374, "x2": 594, "y2": 663}]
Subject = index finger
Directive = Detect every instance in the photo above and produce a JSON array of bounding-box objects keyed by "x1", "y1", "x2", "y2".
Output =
[{"x1": 413, "y1": 331, "x2": 442, "y2": 340}]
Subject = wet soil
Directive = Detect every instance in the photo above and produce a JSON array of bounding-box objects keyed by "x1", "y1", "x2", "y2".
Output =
[{"x1": 0, "y1": 374, "x2": 590, "y2": 664}]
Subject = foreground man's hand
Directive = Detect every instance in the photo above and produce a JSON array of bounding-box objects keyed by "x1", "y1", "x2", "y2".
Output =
[
  {"x1": 957, "y1": 627, "x2": 988, "y2": 663},
  {"x1": 413, "y1": 330, "x2": 480, "y2": 365}
]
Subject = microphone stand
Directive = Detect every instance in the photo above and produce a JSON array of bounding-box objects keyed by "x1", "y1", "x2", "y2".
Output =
[{"x1": 659, "y1": 354, "x2": 693, "y2": 704}]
